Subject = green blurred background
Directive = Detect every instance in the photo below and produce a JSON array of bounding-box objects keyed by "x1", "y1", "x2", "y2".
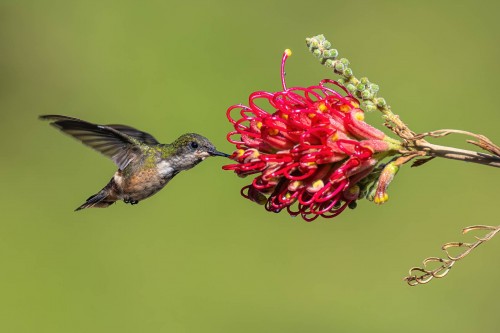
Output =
[{"x1": 0, "y1": 1, "x2": 498, "y2": 332}]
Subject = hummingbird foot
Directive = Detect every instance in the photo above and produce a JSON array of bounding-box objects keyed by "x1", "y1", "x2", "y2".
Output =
[{"x1": 124, "y1": 198, "x2": 139, "y2": 205}]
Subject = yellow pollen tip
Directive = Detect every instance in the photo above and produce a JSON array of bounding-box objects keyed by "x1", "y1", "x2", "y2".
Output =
[
  {"x1": 374, "y1": 192, "x2": 389, "y2": 205},
  {"x1": 312, "y1": 180, "x2": 324, "y2": 189},
  {"x1": 306, "y1": 161, "x2": 316, "y2": 166},
  {"x1": 236, "y1": 149, "x2": 245, "y2": 157},
  {"x1": 330, "y1": 132, "x2": 339, "y2": 142},
  {"x1": 289, "y1": 180, "x2": 303, "y2": 191},
  {"x1": 351, "y1": 101, "x2": 360, "y2": 108},
  {"x1": 281, "y1": 113, "x2": 289, "y2": 120},
  {"x1": 269, "y1": 128, "x2": 279, "y2": 136},
  {"x1": 308, "y1": 113, "x2": 316, "y2": 118},
  {"x1": 354, "y1": 111, "x2": 365, "y2": 121},
  {"x1": 318, "y1": 103, "x2": 328, "y2": 112},
  {"x1": 284, "y1": 49, "x2": 292, "y2": 56},
  {"x1": 256, "y1": 121, "x2": 263, "y2": 129},
  {"x1": 339, "y1": 104, "x2": 351, "y2": 113},
  {"x1": 250, "y1": 149, "x2": 260, "y2": 159}
]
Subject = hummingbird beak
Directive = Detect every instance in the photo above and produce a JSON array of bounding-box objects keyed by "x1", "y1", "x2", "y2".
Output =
[{"x1": 209, "y1": 149, "x2": 230, "y2": 158}]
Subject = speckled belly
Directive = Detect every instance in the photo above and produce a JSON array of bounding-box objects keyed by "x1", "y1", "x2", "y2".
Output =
[{"x1": 116, "y1": 169, "x2": 170, "y2": 201}]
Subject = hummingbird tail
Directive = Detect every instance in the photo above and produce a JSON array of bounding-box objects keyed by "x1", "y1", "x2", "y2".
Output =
[{"x1": 75, "y1": 191, "x2": 114, "y2": 211}]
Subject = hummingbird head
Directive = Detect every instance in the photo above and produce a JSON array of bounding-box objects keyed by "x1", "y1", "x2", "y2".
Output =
[{"x1": 170, "y1": 133, "x2": 229, "y2": 170}]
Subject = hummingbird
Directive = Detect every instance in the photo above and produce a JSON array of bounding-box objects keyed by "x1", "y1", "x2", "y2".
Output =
[{"x1": 40, "y1": 115, "x2": 229, "y2": 211}]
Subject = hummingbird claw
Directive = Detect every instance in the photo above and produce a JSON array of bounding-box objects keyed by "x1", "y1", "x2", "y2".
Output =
[{"x1": 124, "y1": 198, "x2": 139, "y2": 205}]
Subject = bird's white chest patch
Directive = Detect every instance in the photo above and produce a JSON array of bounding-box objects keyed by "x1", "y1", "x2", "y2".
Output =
[
  {"x1": 157, "y1": 160, "x2": 175, "y2": 178},
  {"x1": 113, "y1": 172, "x2": 124, "y2": 187}
]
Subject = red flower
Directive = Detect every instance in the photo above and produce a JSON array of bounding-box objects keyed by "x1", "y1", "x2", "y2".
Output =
[{"x1": 223, "y1": 50, "x2": 395, "y2": 221}]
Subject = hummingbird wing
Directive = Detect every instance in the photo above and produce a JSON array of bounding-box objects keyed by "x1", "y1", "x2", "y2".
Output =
[
  {"x1": 40, "y1": 115, "x2": 151, "y2": 170},
  {"x1": 105, "y1": 124, "x2": 159, "y2": 145}
]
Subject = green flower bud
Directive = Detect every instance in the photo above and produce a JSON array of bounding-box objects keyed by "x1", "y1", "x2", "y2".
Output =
[
  {"x1": 356, "y1": 83, "x2": 366, "y2": 91},
  {"x1": 344, "y1": 68, "x2": 353, "y2": 77},
  {"x1": 324, "y1": 49, "x2": 338, "y2": 58},
  {"x1": 376, "y1": 97, "x2": 387, "y2": 107},
  {"x1": 362, "y1": 100, "x2": 377, "y2": 112},
  {"x1": 323, "y1": 41, "x2": 331, "y2": 49},
  {"x1": 346, "y1": 84, "x2": 356, "y2": 93},
  {"x1": 361, "y1": 90, "x2": 373, "y2": 99},
  {"x1": 340, "y1": 58, "x2": 350, "y2": 66},
  {"x1": 360, "y1": 77, "x2": 369, "y2": 84},
  {"x1": 369, "y1": 83, "x2": 379, "y2": 93},
  {"x1": 334, "y1": 62, "x2": 345, "y2": 72},
  {"x1": 307, "y1": 39, "x2": 319, "y2": 49},
  {"x1": 325, "y1": 59, "x2": 335, "y2": 68}
]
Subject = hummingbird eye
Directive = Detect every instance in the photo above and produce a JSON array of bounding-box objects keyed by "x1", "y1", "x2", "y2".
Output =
[{"x1": 190, "y1": 141, "x2": 199, "y2": 149}]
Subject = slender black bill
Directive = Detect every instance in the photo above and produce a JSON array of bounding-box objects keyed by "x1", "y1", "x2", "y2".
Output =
[{"x1": 209, "y1": 149, "x2": 230, "y2": 158}]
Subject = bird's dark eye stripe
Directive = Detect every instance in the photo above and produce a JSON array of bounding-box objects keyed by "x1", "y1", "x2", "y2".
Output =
[{"x1": 190, "y1": 141, "x2": 198, "y2": 149}]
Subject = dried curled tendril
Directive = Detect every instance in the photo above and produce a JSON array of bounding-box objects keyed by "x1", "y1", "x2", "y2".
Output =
[{"x1": 404, "y1": 225, "x2": 500, "y2": 286}]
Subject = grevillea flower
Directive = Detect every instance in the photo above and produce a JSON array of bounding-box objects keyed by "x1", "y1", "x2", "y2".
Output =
[{"x1": 223, "y1": 50, "x2": 399, "y2": 221}]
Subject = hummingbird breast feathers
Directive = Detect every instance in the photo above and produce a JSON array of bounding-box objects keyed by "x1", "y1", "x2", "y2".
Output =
[
  {"x1": 114, "y1": 166, "x2": 172, "y2": 202},
  {"x1": 156, "y1": 160, "x2": 176, "y2": 178}
]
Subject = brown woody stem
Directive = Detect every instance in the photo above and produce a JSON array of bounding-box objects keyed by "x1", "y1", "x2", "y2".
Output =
[{"x1": 413, "y1": 141, "x2": 500, "y2": 168}]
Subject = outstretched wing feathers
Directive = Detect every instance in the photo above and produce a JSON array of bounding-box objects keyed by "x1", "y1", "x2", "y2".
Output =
[
  {"x1": 39, "y1": 115, "x2": 158, "y2": 170},
  {"x1": 106, "y1": 124, "x2": 159, "y2": 145}
]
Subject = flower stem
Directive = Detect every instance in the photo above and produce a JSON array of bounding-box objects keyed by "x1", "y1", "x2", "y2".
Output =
[
  {"x1": 413, "y1": 141, "x2": 500, "y2": 168},
  {"x1": 306, "y1": 34, "x2": 500, "y2": 169}
]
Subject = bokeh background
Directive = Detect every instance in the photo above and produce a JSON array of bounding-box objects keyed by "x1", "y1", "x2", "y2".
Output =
[{"x1": 1, "y1": 1, "x2": 499, "y2": 332}]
